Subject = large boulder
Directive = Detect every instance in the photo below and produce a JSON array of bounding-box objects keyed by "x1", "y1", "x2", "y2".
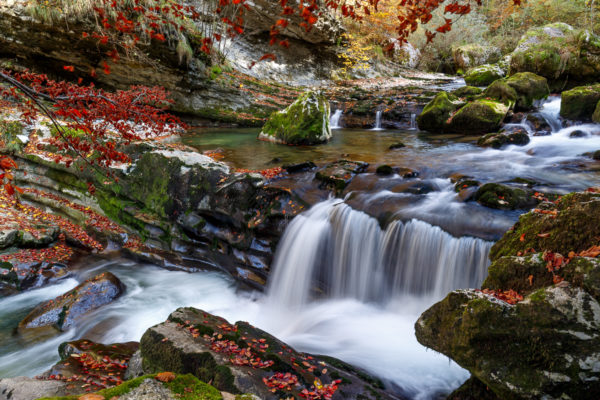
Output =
[
  {"x1": 138, "y1": 308, "x2": 393, "y2": 400},
  {"x1": 416, "y1": 190, "x2": 600, "y2": 399},
  {"x1": 464, "y1": 64, "x2": 506, "y2": 87},
  {"x1": 416, "y1": 91, "x2": 465, "y2": 132},
  {"x1": 446, "y1": 100, "x2": 508, "y2": 135},
  {"x1": 510, "y1": 23, "x2": 600, "y2": 88},
  {"x1": 484, "y1": 73, "x2": 550, "y2": 111},
  {"x1": 416, "y1": 285, "x2": 600, "y2": 400},
  {"x1": 453, "y1": 44, "x2": 501, "y2": 71},
  {"x1": 18, "y1": 272, "x2": 125, "y2": 334},
  {"x1": 560, "y1": 84, "x2": 600, "y2": 121},
  {"x1": 258, "y1": 91, "x2": 332, "y2": 145},
  {"x1": 474, "y1": 183, "x2": 537, "y2": 210}
]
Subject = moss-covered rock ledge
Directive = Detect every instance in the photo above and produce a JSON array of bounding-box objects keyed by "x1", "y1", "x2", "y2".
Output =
[{"x1": 415, "y1": 190, "x2": 600, "y2": 399}]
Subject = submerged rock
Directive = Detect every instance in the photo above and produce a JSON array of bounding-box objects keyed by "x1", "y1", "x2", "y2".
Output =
[
  {"x1": 138, "y1": 308, "x2": 393, "y2": 400},
  {"x1": 478, "y1": 129, "x2": 530, "y2": 149},
  {"x1": 18, "y1": 272, "x2": 125, "y2": 334},
  {"x1": 258, "y1": 91, "x2": 332, "y2": 145}
]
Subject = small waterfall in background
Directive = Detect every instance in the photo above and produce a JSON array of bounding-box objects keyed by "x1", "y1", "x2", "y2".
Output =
[
  {"x1": 330, "y1": 109, "x2": 343, "y2": 129},
  {"x1": 267, "y1": 199, "x2": 492, "y2": 309},
  {"x1": 409, "y1": 113, "x2": 417, "y2": 130},
  {"x1": 372, "y1": 110, "x2": 383, "y2": 130}
]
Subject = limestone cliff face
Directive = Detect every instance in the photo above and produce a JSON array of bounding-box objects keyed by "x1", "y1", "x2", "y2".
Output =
[{"x1": 0, "y1": 0, "x2": 343, "y2": 124}]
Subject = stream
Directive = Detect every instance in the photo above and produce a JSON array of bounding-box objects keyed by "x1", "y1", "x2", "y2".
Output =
[{"x1": 1, "y1": 96, "x2": 600, "y2": 399}]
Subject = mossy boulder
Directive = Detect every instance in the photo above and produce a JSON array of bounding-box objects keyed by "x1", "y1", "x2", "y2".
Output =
[
  {"x1": 138, "y1": 307, "x2": 393, "y2": 400},
  {"x1": 474, "y1": 183, "x2": 537, "y2": 210},
  {"x1": 416, "y1": 91, "x2": 464, "y2": 132},
  {"x1": 416, "y1": 285, "x2": 600, "y2": 400},
  {"x1": 18, "y1": 272, "x2": 125, "y2": 335},
  {"x1": 452, "y1": 86, "x2": 483, "y2": 101},
  {"x1": 490, "y1": 191, "x2": 600, "y2": 261},
  {"x1": 464, "y1": 64, "x2": 506, "y2": 87},
  {"x1": 560, "y1": 84, "x2": 600, "y2": 121},
  {"x1": 510, "y1": 23, "x2": 600, "y2": 88},
  {"x1": 453, "y1": 44, "x2": 501, "y2": 70},
  {"x1": 477, "y1": 129, "x2": 530, "y2": 149},
  {"x1": 484, "y1": 73, "x2": 549, "y2": 111},
  {"x1": 447, "y1": 100, "x2": 508, "y2": 135},
  {"x1": 258, "y1": 90, "x2": 332, "y2": 145}
]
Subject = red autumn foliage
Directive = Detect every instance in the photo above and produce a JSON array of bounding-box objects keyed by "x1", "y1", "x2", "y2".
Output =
[{"x1": 479, "y1": 288, "x2": 523, "y2": 305}]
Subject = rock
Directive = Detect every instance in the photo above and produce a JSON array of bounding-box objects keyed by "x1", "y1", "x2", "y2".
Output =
[
  {"x1": 454, "y1": 178, "x2": 480, "y2": 193},
  {"x1": 485, "y1": 73, "x2": 550, "y2": 111},
  {"x1": 315, "y1": 160, "x2": 368, "y2": 193},
  {"x1": 477, "y1": 129, "x2": 530, "y2": 149},
  {"x1": 139, "y1": 308, "x2": 393, "y2": 400},
  {"x1": 463, "y1": 64, "x2": 506, "y2": 87},
  {"x1": 282, "y1": 161, "x2": 317, "y2": 173},
  {"x1": 509, "y1": 22, "x2": 600, "y2": 88},
  {"x1": 570, "y1": 129, "x2": 588, "y2": 138},
  {"x1": 388, "y1": 142, "x2": 406, "y2": 150},
  {"x1": 451, "y1": 86, "x2": 483, "y2": 101},
  {"x1": 490, "y1": 191, "x2": 600, "y2": 260},
  {"x1": 391, "y1": 40, "x2": 421, "y2": 68},
  {"x1": 118, "y1": 378, "x2": 177, "y2": 400},
  {"x1": 416, "y1": 91, "x2": 464, "y2": 133},
  {"x1": 453, "y1": 44, "x2": 501, "y2": 70},
  {"x1": 0, "y1": 376, "x2": 69, "y2": 400},
  {"x1": 447, "y1": 376, "x2": 500, "y2": 400},
  {"x1": 258, "y1": 91, "x2": 331, "y2": 145},
  {"x1": 376, "y1": 165, "x2": 394, "y2": 175},
  {"x1": 474, "y1": 183, "x2": 537, "y2": 210},
  {"x1": 525, "y1": 113, "x2": 551, "y2": 131},
  {"x1": 447, "y1": 100, "x2": 508, "y2": 135},
  {"x1": 415, "y1": 285, "x2": 600, "y2": 400},
  {"x1": 18, "y1": 272, "x2": 125, "y2": 333},
  {"x1": 560, "y1": 84, "x2": 600, "y2": 121},
  {"x1": 594, "y1": 150, "x2": 600, "y2": 160}
]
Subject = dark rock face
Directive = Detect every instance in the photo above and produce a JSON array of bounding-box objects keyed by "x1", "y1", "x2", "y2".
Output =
[
  {"x1": 416, "y1": 191, "x2": 600, "y2": 399},
  {"x1": 315, "y1": 160, "x2": 369, "y2": 193},
  {"x1": 139, "y1": 308, "x2": 395, "y2": 400},
  {"x1": 478, "y1": 129, "x2": 530, "y2": 149},
  {"x1": 18, "y1": 272, "x2": 125, "y2": 333}
]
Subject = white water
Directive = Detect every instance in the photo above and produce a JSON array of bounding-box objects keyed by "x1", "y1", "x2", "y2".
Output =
[
  {"x1": 0, "y1": 257, "x2": 468, "y2": 399},
  {"x1": 372, "y1": 110, "x2": 384, "y2": 130},
  {"x1": 330, "y1": 109, "x2": 343, "y2": 129},
  {"x1": 409, "y1": 113, "x2": 417, "y2": 130},
  {"x1": 267, "y1": 199, "x2": 491, "y2": 308}
]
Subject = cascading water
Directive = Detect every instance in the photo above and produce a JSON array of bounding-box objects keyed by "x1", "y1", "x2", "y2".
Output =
[
  {"x1": 330, "y1": 109, "x2": 343, "y2": 129},
  {"x1": 537, "y1": 95, "x2": 562, "y2": 132},
  {"x1": 409, "y1": 113, "x2": 417, "y2": 130},
  {"x1": 267, "y1": 199, "x2": 492, "y2": 309},
  {"x1": 372, "y1": 110, "x2": 383, "y2": 130}
]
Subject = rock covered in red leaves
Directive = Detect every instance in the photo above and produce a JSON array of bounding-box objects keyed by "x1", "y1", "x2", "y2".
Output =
[{"x1": 138, "y1": 307, "x2": 394, "y2": 400}]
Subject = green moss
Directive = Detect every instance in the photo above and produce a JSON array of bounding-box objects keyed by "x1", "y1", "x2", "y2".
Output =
[
  {"x1": 561, "y1": 84, "x2": 600, "y2": 120},
  {"x1": 451, "y1": 86, "x2": 483, "y2": 100},
  {"x1": 447, "y1": 100, "x2": 508, "y2": 134},
  {"x1": 475, "y1": 183, "x2": 535, "y2": 210},
  {"x1": 0, "y1": 120, "x2": 26, "y2": 154},
  {"x1": 464, "y1": 64, "x2": 505, "y2": 87},
  {"x1": 416, "y1": 91, "x2": 463, "y2": 132},
  {"x1": 165, "y1": 374, "x2": 223, "y2": 400},
  {"x1": 260, "y1": 91, "x2": 330, "y2": 145}
]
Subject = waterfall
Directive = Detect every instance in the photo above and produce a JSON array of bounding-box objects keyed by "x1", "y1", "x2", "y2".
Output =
[
  {"x1": 330, "y1": 109, "x2": 343, "y2": 129},
  {"x1": 409, "y1": 113, "x2": 417, "y2": 130},
  {"x1": 267, "y1": 199, "x2": 492, "y2": 309},
  {"x1": 372, "y1": 110, "x2": 383, "y2": 130},
  {"x1": 538, "y1": 96, "x2": 562, "y2": 132}
]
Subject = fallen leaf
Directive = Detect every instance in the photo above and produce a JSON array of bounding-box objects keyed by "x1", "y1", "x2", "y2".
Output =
[{"x1": 156, "y1": 372, "x2": 176, "y2": 383}]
